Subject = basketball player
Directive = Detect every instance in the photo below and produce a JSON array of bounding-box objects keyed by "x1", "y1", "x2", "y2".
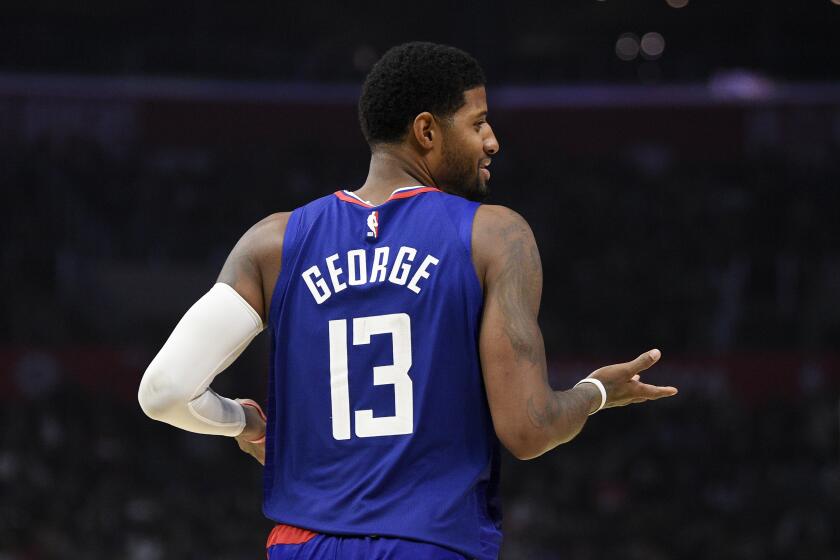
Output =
[{"x1": 138, "y1": 42, "x2": 677, "y2": 559}]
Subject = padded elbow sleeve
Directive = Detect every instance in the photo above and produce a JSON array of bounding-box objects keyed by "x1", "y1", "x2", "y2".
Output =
[{"x1": 138, "y1": 283, "x2": 265, "y2": 436}]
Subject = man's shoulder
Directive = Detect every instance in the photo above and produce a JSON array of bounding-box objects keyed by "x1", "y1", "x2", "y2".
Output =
[
  {"x1": 474, "y1": 204, "x2": 529, "y2": 228},
  {"x1": 247, "y1": 192, "x2": 345, "y2": 255},
  {"x1": 473, "y1": 205, "x2": 534, "y2": 252},
  {"x1": 472, "y1": 204, "x2": 537, "y2": 281},
  {"x1": 255, "y1": 211, "x2": 293, "y2": 228},
  {"x1": 249, "y1": 211, "x2": 292, "y2": 245},
  {"x1": 235, "y1": 212, "x2": 292, "y2": 277}
]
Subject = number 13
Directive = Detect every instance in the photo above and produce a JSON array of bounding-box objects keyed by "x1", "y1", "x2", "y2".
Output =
[{"x1": 328, "y1": 313, "x2": 413, "y2": 440}]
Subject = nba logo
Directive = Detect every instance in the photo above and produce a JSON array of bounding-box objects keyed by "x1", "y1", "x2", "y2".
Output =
[{"x1": 366, "y1": 211, "x2": 379, "y2": 240}]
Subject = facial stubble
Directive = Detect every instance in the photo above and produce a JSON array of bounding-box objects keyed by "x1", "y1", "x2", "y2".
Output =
[{"x1": 441, "y1": 132, "x2": 488, "y2": 203}]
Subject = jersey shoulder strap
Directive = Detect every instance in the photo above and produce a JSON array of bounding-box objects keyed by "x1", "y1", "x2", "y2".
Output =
[
  {"x1": 436, "y1": 193, "x2": 481, "y2": 261},
  {"x1": 268, "y1": 194, "x2": 332, "y2": 324}
]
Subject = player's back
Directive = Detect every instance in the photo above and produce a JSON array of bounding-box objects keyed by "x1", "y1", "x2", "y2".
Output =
[{"x1": 264, "y1": 186, "x2": 501, "y2": 560}]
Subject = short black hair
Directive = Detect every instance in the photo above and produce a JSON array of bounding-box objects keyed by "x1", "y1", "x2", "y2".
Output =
[{"x1": 358, "y1": 42, "x2": 486, "y2": 146}]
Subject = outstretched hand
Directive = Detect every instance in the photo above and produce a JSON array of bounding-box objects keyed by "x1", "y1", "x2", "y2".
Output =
[{"x1": 588, "y1": 349, "x2": 677, "y2": 410}]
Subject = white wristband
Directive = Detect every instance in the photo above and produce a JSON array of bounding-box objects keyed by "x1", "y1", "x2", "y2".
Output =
[{"x1": 575, "y1": 378, "x2": 607, "y2": 415}]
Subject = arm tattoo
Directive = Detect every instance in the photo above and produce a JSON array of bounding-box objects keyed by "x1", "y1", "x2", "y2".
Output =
[
  {"x1": 477, "y1": 209, "x2": 596, "y2": 448},
  {"x1": 491, "y1": 213, "x2": 592, "y2": 438},
  {"x1": 493, "y1": 217, "x2": 544, "y2": 366},
  {"x1": 218, "y1": 250, "x2": 262, "y2": 286},
  {"x1": 526, "y1": 392, "x2": 560, "y2": 429},
  {"x1": 526, "y1": 388, "x2": 592, "y2": 432}
]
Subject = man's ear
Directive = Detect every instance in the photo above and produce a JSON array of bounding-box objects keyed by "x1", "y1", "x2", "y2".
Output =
[{"x1": 411, "y1": 112, "x2": 436, "y2": 149}]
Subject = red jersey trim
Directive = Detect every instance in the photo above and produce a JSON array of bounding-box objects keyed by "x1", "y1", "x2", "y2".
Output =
[
  {"x1": 334, "y1": 190, "x2": 373, "y2": 208},
  {"x1": 333, "y1": 186, "x2": 441, "y2": 208},
  {"x1": 387, "y1": 186, "x2": 441, "y2": 200},
  {"x1": 266, "y1": 523, "x2": 318, "y2": 548}
]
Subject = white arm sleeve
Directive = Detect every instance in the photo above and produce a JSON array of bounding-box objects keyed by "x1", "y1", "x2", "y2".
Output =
[{"x1": 138, "y1": 283, "x2": 265, "y2": 436}]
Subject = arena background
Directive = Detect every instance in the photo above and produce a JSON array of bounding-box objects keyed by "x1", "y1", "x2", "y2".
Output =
[{"x1": 2, "y1": 1, "x2": 839, "y2": 558}]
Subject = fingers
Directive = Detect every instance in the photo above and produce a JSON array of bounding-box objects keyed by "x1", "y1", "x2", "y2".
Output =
[
  {"x1": 637, "y1": 382, "x2": 678, "y2": 399},
  {"x1": 248, "y1": 444, "x2": 265, "y2": 465},
  {"x1": 608, "y1": 384, "x2": 677, "y2": 408},
  {"x1": 626, "y1": 349, "x2": 675, "y2": 400},
  {"x1": 629, "y1": 348, "x2": 661, "y2": 374},
  {"x1": 235, "y1": 438, "x2": 266, "y2": 465}
]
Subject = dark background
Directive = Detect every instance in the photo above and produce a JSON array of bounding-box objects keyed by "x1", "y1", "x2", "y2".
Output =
[{"x1": 2, "y1": 1, "x2": 839, "y2": 559}]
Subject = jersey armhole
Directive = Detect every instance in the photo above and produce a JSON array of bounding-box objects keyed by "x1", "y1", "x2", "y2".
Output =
[
  {"x1": 268, "y1": 208, "x2": 303, "y2": 327},
  {"x1": 440, "y1": 196, "x2": 483, "y2": 301}
]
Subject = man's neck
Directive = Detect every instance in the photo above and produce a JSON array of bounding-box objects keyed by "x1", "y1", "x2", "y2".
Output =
[{"x1": 353, "y1": 148, "x2": 436, "y2": 205}]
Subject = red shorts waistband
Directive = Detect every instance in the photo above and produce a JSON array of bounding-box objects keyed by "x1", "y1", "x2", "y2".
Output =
[{"x1": 266, "y1": 523, "x2": 319, "y2": 547}]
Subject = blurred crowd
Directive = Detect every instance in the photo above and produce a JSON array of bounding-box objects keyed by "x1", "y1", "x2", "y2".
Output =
[
  {"x1": 0, "y1": 379, "x2": 272, "y2": 559},
  {"x1": 4, "y1": 2, "x2": 839, "y2": 84},
  {"x1": 2, "y1": 133, "x2": 839, "y2": 355},
  {"x1": 0, "y1": 366, "x2": 836, "y2": 559},
  {"x1": 2, "y1": 121, "x2": 839, "y2": 558},
  {"x1": 4, "y1": 2, "x2": 840, "y2": 557},
  {"x1": 502, "y1": 388, "x2": 840, "y2": 560}
]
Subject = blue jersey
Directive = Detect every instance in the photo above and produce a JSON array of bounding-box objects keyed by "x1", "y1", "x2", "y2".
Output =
[{"x1": 264, "y1": 186, "x2": 502, "y2": 560}]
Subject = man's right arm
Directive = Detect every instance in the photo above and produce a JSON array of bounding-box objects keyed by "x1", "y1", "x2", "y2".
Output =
[
  {"x1": 473, "y1": 205, "x2": 677, "y2": 460},
  {"x1": 138, "y1": 212, "x2": 289, "y2": 443}
]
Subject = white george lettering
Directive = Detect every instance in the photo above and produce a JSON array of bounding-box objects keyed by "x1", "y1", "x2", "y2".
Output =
[
  {"x1": 302, "y1": 265, "x2": 331, "y2": 304},
  {"x1": 370, "y1": 247, "x2": 390, "y2": 283},
  {"x1": 301, "y1": 245, "x2": 440, "y2": 304},
  {"x1": 347, "y1": 249, "x2": 367, "y2": 286},
  {"x1": 407, "y1": 254, "x2": 440, "y2": 294},
  {"x1": 325, "y1": 253, "x2": 347, "y2": 294},
  {"x1": 388, "y1": 246, "x2": 416, "y2": 285}
]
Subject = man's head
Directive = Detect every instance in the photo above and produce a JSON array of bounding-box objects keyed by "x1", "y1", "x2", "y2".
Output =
[{"x1": 358, "y1": 42, "x2": 499, "y2": 201}]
